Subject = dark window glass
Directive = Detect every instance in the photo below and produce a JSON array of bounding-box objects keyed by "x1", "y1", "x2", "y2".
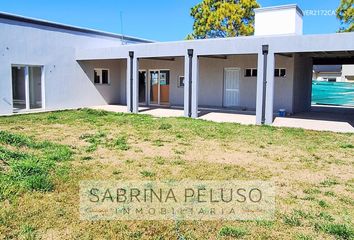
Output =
[
  {"x1": 94, "y1": 70, "x2": 100, "y2": 84},
  {"x1": 179, "y1": 76, "x2": 185, "y2": 87},
  {"x1": 280, "y1": 69, "x2": 286, "y2": 77},
  {"x1": 252, "y1": 69, "x2": 258, "y2": 77},
  {"x1": 102, "y1": 70, "x2": 109, "y2": 84},
  {"x1": 245, "y1": 69, "x2": 252, "y2": 77},
  {"x1": 274, "y1": 69, "x2": 280, "y2": 77}
]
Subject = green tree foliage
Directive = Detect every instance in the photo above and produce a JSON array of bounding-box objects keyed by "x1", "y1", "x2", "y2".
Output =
[
  {"x1": 187, "y1": 0, "x2": 260, "y2": 39},
  {"x1": 336, "y1": 0, "x2": 354, "y2": 32}
]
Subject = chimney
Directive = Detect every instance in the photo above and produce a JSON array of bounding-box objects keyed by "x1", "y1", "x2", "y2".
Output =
[{"x1": 254, "y1": 4, "x2": 303, "y2": 36}]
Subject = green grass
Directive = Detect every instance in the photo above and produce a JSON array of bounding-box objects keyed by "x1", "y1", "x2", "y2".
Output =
[
  {"x1": 0, "y1": 109, "x2": 353, "y2": 239},
  {"x1": 219, "y1": 226, "x2": 248, "y2": 238},
  {"x1": 0, "y1": 130, "x2": 72, "y2": 200},
  {"x1": 315, "y1": 223, "x2": 354, "y2": 240}
]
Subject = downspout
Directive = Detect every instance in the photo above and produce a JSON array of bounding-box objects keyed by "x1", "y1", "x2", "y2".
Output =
[
  {"x1": 187, "y1": 49, "x2": 193, "y2": 118},
  {"x1": 261, "y1": 45, "x2": 269, "y2": 124},
  {"x1": 129, "y1": 51, "x2": 134, "y2": 113}
]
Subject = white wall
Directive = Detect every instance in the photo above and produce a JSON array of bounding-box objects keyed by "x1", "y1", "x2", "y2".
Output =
[
  {"x1": 342, "y1": 65, "x2": 354, "y2": 81},
  {"x1": 292, "y1": 54, "x2": 313, "y2": 113},
  {"x1": 198, "y1": 55, "x2": 295, "y2": 112},
  {"x1": 0, "y1": 18, "x2": 128, "y2": 115},
  {"x1": 255, "y1": 5, "x2": 303, "y2": 36}
]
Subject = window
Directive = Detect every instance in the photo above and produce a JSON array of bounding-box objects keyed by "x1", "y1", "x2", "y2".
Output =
[
  {"x1": 178, "y1": 76, "x2": 185, "y2": 88},
  {"x1": 94, "y1": 69, "x2": 110, "y2": 84},
  {"x1": 245, "y1": 68, "x2": 257, "y2": 77},
  {"x1": 275, "y1": 68, "x2": 286, "y2": 77}
]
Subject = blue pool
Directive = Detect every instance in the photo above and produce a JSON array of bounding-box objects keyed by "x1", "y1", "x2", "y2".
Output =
[{"x1": 312, "y1": 80, "x2": 354, "y2": 106}]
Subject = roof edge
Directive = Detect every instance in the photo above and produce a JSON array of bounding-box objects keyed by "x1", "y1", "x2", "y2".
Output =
[
  {"x1": 0, "y1": 11, "x2": 154, "y2": 43},
  {"x1": 254, "y1": 4, "x2": 304, "y2": 17}
]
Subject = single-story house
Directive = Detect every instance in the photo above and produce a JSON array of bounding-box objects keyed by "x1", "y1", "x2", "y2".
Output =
[{"x1": 1, "y1": 4, "x2": 353, "y2": 125}]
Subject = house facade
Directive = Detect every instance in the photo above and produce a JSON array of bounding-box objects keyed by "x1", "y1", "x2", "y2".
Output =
[{"x1": 1, "y1": 4, "x2": 353, "y2": 126}]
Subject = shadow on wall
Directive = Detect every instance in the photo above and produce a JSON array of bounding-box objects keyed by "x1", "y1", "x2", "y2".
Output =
[{"x1": 77, "y1": 59, "x2": 126, "y2": 105}]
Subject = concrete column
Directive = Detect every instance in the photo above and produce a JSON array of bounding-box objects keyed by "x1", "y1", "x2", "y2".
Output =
[
  {"x1": 265, "y1": 52, "x2": 275, "y2": 125},
  {"x1": 127, "y1": 51, "x2": 139, "y2": 113},
  {"x1": 191, "y1": 53, "x2": 199, "y2": 118},
  {"x1": 256, "y1": 45, "x2": 270, "y2": 125},
  {"x1": 256, "y1": 49, "x2": 265, "y2": 125},
  {"x1": 184, "y1": 50, "x2": 192, "y2": 117}
]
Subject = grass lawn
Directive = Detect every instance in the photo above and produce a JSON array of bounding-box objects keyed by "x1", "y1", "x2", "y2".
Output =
[{"x1": 0, "y1": 109, "x2": 353, "y2": 239}]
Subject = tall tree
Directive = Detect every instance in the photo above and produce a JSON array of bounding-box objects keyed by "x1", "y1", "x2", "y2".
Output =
[
  {"x1": 187, "y1": 0, "x2": 260, "y2": 39},
  {"x1": 336, "y1": 0, "x2": 354, "y2": 32}
]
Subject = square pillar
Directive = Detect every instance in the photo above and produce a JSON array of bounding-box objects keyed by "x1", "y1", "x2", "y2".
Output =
[
  {"x1": 184, "y1": 52, "x2": 191, "y2": 117},
  {"x1": 191, "y1": 54, "x2": 199, "y2": 118},
  {"x1": 127, "y1": 51, "x2": 139, "y2": 113},
  {"x1": 256, "y1": 48, "x2": 265, "y2": 125},
  {"x1": 265, "y1": 52, "x2": 275, "y2": 125}
]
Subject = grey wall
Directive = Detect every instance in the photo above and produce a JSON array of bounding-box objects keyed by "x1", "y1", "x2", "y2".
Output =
[
  {"x1": 199, "y1": 55, "x2": 258, "y2": 109},
  {"x1": 292, "y1": 54, "x2": 313, "y2": 113},
  {"x1": 78, "y1": 59, "x2": 126, "y2": 105},
  {"x1": 273, "y1": 55, "x2": 295, "y2": 113},
  {"x1": 198, "y1": 54, "x2": 295, "y2": 111},
  {"x1": 0, "y1": 18, "x2": 131, "y2": 115}
]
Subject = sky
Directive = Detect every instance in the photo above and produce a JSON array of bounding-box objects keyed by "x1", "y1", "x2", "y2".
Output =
[{"x1": 0, "y1": 0, "x2": 342, "y2": 41}]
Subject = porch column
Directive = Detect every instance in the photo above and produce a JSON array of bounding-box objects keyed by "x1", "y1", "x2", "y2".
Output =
[
  {"x1": 265, "y1": 52, "x2": 275, "y2": 125},
  {"x1": 184, "y1": 49, "x2": 192, "y2": 117},
  {"x1": 127, "y1": 51, "x2": 139, "y2": 113},
  {"x1": 256, "y1": 45, "x2": 268, "y2": 125},
  {"x1": 184, "y1": 49, "x2": 199, "y2": 118},
  {"x1": 191, "y1": 52, "x2": 199, "y2": 118}
]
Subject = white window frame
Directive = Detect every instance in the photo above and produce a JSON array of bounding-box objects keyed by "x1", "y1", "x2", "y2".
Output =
[
  {"x1": 94, "y1": 68, "x2": 110, "y2": 85},
  {"x1": 178, "y1": 76, "x2": 185, "y2": 88},
  {"x1": 245, "y1": 68, "x2": 257, "y2": 77},
  {"x1": 275, "y1": 68, "x2": 287, "y2": 78}
]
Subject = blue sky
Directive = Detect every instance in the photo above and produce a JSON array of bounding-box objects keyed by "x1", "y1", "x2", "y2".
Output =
[{"x1": 0, "y1": 0, "x2": 342, "y2": 41}]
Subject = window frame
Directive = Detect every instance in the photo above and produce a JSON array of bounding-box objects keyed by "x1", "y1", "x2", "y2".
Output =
[
  {"x1": 94, "y1": 68, "x2": 110, "y2": 85},
  {"x1": 275, "y1": 68, "x2": 287, "y2": 78},
  {"x1": 178, "y1": 76, "x2": 185, "y2": 88},
  {"x1": 245, "y1": 68, "x2": 257, "y2": 77}
]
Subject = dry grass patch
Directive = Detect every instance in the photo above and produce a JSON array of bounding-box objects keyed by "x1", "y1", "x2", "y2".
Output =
[{"x1": 0, "y1": 109, "x2": 353, "y2": 239}]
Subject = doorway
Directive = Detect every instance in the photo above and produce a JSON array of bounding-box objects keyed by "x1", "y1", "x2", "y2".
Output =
[
  {"x1": 139, "y1": 70, "x2": 147, "y2": 104},
  {"x1": 149, "y1": 70, "x2": 170, "y2": 106},
  {"x1": 12, "y1": 65, "x2": 43, "y2": 112},
  {"x1": 223, "y1": 68, "x2": 240, "y2": 107}
]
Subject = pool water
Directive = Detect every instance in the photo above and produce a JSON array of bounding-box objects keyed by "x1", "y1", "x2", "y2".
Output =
[{"x1": 312, "y1": 80, "x2": 354, "y2": 106}]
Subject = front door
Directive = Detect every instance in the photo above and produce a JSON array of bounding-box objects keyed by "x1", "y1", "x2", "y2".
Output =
[
  {"x1": 224, "y1": 68, "x2": 240, "y2": 107},
  {"x1": 149, "y1": 70, "x2": 170, "y2": 106}
]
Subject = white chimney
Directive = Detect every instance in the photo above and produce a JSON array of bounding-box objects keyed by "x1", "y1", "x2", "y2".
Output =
[{"x1": 254, "y1": 4, "x2": 303, "y2": 36}]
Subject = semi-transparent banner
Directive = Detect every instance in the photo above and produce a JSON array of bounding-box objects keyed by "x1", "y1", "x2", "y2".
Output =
[{"x1": 80, "y1": 180, "x2": 275, "y2": 221}]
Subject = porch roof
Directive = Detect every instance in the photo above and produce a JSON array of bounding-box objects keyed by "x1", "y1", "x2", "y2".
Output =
[{"x1": 76, "y1": 32, "x2": 354, "y2": 60}]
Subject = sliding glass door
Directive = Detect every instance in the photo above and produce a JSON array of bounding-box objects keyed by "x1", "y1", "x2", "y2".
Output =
[
  {"x1": 12, "y1": 65, "x2": 43, "y2": 112},
  {"x1": 149, "y1": 70, "x2": 170, "y2": 106}
]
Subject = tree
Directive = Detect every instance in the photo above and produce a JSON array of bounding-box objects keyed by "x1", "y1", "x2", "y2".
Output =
[
  {"x1": 187, "y1": 0, "x2": 260, "y2": 39},
  {"x1": 336, "y1": 0, "x2": 354, "y2": 32}
]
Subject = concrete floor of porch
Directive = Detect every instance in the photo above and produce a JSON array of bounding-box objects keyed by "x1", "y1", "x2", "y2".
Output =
[{"x1": 90, "y1": 105, "x2": 354, "y2": 133}]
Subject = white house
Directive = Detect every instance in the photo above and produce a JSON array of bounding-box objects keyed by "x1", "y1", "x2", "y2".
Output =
[{"x1": 1, "y1": 4, "x2": 353, "y2": 126}]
